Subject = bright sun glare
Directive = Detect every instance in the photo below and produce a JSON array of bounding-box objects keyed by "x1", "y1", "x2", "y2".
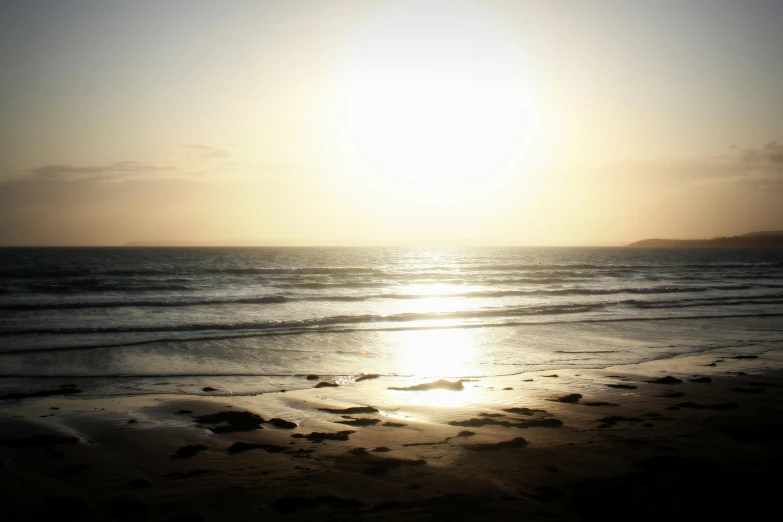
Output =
[
  {"x1": 397, "y1": 327, "x2": 478, "y2": 377},
  {"x1": 324, "y1": 1, "x2": 542, "y2": 203},
  {"x1": 392, "y1": 328, "x2": 481, "y2": 408}
]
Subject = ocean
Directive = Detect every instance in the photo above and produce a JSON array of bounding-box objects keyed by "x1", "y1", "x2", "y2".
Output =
[{"x1": 1, "y1": 247, "x2": 782, "y2": 397}]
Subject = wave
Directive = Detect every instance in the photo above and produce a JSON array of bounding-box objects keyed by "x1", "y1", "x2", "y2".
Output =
[
  {"x1": 621, "y1": 293, "x2": 782, "y2": 306},
  {"x1": 0, "y1": 303, "x2": 605, "y2": 336},
  {"x1": 205, "y1": 267, "x2": 383, "y2": 275},
  {"x1": 270, "y1": 275, "x2": 597, "y2": 289},
  {"x1": 0, "y1": 268, "x2": 171, "y2": 278},
  {"x1": 2, "y1": 312, "x2": 782, "y2": 358},
  {"x1": 0, "y1": 295, "x2": 288, "y2": 311},
  {"x1": 629, "y1": 298, "x2": 783, "y2": 310},
  {"x1": 23, "y1": 280, "x2": 192, "y2": 293},
  {"x1": 460, "y1": 262, "x2": 783, "y2": 272},
  {"x1": 0, "y1": 284, "x2": 762, "y2": 310},
  {"x1": 4, "y1": 260, "x2": 780, "y2": 280},
  {"x1": 0, "y1": 266, "x2": 384, "y2": 279},
  {"x1": 271, "y1": 281, "x2": 392, "y2": 289}
]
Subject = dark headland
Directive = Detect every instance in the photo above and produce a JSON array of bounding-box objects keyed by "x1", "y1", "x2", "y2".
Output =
[{"x1": 628, "y1": 231, "x2": 783, "y2": 248}]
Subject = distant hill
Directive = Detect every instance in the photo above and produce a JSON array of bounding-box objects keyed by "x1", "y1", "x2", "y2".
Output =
[{"x1": 628, "y1": 231, "x2": 783, "y2": 248}]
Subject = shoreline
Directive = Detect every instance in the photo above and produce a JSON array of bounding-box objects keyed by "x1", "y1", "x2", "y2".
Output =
[{"x1": 2, "y1": 348, "x2": 783, "y2": 521}]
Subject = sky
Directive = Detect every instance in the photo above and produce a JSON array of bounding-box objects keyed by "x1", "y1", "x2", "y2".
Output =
[{"x1": 1, "y1": 0, "x2": 782, "y2": 246}]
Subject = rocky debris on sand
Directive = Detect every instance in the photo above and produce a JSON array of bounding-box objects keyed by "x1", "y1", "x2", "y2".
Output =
[
  {"x1": 373, "y1": 446, "x2": 391, "y2": 452},
  {"x1": 382, "y1": 421, "x2": 407, "y2": 427},
  {"x1": 389, "y1": 379, "x2": 465, "y2": 391},
  {"x1": 606, "y1": 383, "x2": 637, "y2": 389},
  {"x1": 171, "y1": 444, "x2": 209, "y2": 459},
  {"x1": 647, "y1": 376, "x2": 683, "y2": 384},
  {"x1": 516, "y1": 418, "x2": 563, "y2": 428},
  {"x1": 657, "y1": 391, "x2": 686, "y2": 398},
  {"x1": 361, "y1": 456, "x2": 427, "y2": 477},
  {"x1": 0, "y1": 434, "x2": 79, "y2": 447},
  {"x1": 315, "y1": 381, "x2": 339, "y2": 388},
  {"x1": 195, "y1": 411, "x2": 264, "y2": 433},
  {"x1": 227, "y1": 442, "x2": 286, "y2": 454},
  {"x1": 336, "y1": 418, "x2": 381, "y2": 427},
  {"x1": 356, "y1": 374, "x2": 380, "y2": 382},
  {"x1": 202, "y1": 387, "x2": 217, "y2": 392},
  {"x1": 597, "y1": 416, "x2": 645, "y2": 428},
  {"x1": 465, "y1": 437, "x2": 528, "y2": 451},
  {"x1": 552, "y1": 393, "x2": 583, "y2": 403},
  {"x1": 318, "y1": 406, "x2": 379, "y2": 414},
  {"x1": 291, "y1": 430, "x2": 356, "y2": 441},
  {"x1": 305, "y1": 375, "x2": 320, "y2": 380},
  {"x1": 449, "y1": 417, "x2": 514, "y2": 428},
  {"x1": 403, "y1": 439, "x2": 449, "y2": 447},
  {"x1": 1, "y1": 384, "x2": 82, "y2": 400},
  {"x1": 502, "y1": 407, "x2": 547, "y2": 416},
  {"x1": 449, "y1": 416, "x2": 562, "y2": 429},
  {"x1": 267, "y1": 418, "x2": 298, "y2": 429}
]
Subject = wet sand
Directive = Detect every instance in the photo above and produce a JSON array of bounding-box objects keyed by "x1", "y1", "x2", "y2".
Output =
[{"x1": 2, "y1": 349, "x2": 783, "y2": 521}]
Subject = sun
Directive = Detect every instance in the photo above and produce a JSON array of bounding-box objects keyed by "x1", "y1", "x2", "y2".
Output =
[{"x1": 321, "y1": 1, "x2": 543, "y2": 204}]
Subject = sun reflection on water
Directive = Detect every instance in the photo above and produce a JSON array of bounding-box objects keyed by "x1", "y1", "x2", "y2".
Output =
[
  {"x1": 385, "y1": 327, "x2": 487, "y2": 409},
  {"x1": 390, "y1": 386, "x2": 480, "y2": 409},
  {"x1": 396, "y1": 328, "x2": 479, "y2": 378}
]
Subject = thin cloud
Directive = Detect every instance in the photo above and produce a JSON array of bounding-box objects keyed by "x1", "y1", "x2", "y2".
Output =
[
  {"x1": 182, "y1": 145, "x2": 231, "y2": 160},
  {"x1": 667, "y1": 139, "x2": 783, "y2": 185},
  {"x1": 28, "y1": 161, "x2": 173, "y2": 181},
  {"x1": 736, "y1": 140, "x2": 783, "y2": 166}
]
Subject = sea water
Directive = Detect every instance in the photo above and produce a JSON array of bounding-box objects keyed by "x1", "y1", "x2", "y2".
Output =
[{"x1": 1, "y1": 247, "x2": 781, "y2": 397}]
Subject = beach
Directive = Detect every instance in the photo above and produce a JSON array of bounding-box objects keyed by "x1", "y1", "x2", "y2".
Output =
[
  {"x1": 2, "y1": 247, "x2": 782, "y2": 520},
  {"x1": 3, "y1": 0, "x2": 783, "y2": 519},
  {"x1": 3, "y1": 346, "x2": 783, "y2": 521}
]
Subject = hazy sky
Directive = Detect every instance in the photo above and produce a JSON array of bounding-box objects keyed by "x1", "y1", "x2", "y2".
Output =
[{"x1": 1, "y1": 0, "x2": 782, "y2": 246}]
